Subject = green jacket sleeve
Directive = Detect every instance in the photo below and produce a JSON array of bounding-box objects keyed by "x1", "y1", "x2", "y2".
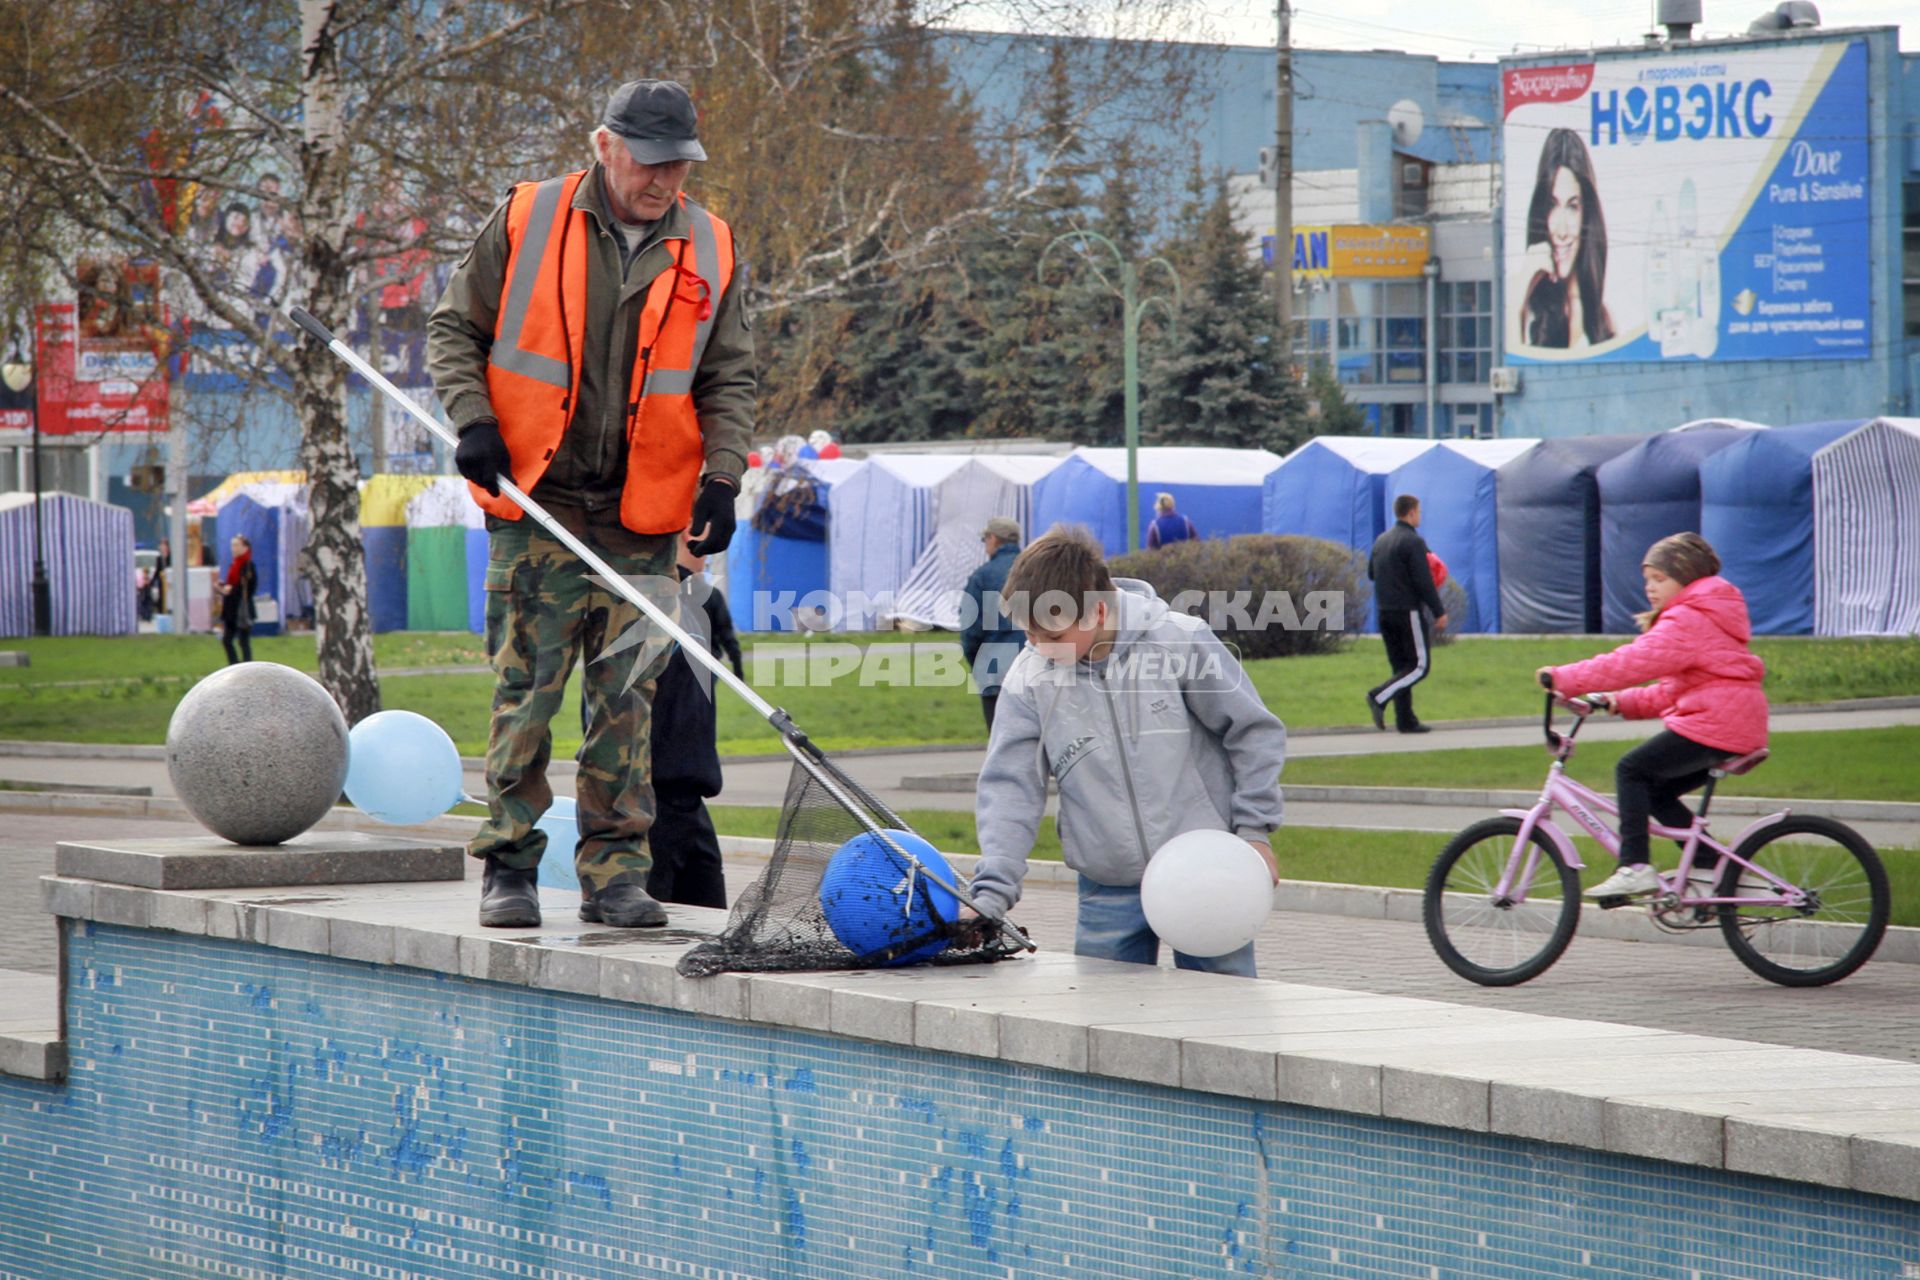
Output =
[
  {"x1": 426, "y1": 196, "x2": 513, "y2": 430},
  {"x1": 693, "y1": 257, "x2": 756, "y2": 485}
]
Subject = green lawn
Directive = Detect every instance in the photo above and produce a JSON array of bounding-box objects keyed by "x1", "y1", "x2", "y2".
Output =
[
  {"x1": 0, "y1": 628, "x2": 926, "y2": 684},
  {"x1": 696, "y1": 805, "x2": 1920, "y2": 930},
  {"x1": 1285, "y1": 725, "x2": 1920, "y2": 805},
  {"x1": 3, "y1": 633, "x2": 1917, "y2": 758}
]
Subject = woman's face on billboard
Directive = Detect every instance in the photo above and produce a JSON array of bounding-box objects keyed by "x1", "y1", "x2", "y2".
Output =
[{"x1": 1546, "y1": 166, "x2": 1582, "y2": 279}]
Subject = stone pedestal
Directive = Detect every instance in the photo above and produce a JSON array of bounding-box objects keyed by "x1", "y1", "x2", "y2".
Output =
[{"x1": 53, "y1": 830, "x2": 466, "y2": 890}]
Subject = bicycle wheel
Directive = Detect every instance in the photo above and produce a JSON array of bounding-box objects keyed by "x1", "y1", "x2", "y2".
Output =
[
  {"x1": 1717, "y1": 815, "x2": 1889, "y2": 987},
  {"x1": 1424, "y1": 817, "x2": 1581, "y2": 986}
]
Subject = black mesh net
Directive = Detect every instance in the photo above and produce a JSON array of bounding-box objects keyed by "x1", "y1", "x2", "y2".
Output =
[{"x1": 677, "y1": 753, "x2": 1027, "y2": 977}]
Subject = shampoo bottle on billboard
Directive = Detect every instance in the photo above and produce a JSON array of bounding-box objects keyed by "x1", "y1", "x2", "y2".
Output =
[
  {"x1": 1645, "y1": 197, "x2": 1675, "y2": 354},
  {"x1": 1686, "y1": 177, "x2": 1721, "y2": 359}
]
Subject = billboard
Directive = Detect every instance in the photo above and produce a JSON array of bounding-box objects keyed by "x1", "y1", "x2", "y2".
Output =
[
  {"x1": 33, "y1": 302, "x2": 169, "y2": 435},
  {"x1": 1501, "y1": 39, "x2": 1868, "y2": 364},
  {"x1": 1291, "y1": 225, "x2": 1430, "y2": 281}
]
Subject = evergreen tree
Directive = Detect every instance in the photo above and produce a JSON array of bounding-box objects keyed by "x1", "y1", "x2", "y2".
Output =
[
  {"x1": 965, "y1": 43, "x2": 1113, "y2": 443},
  {"x1": 1306, "y1": 363, "x2": 1368, "y2": 436},
  {"x1": 1145, "y1": 178, "x2": 1308, "y2": 453}
]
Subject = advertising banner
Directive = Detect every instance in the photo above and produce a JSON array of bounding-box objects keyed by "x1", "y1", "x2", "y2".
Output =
[
  {"x1": 33, "y1": 301, "x2": 169, "y2": 435},
  {"x1": 1292, "y1": 225, "x2": 1431, "y2": 281},
  {"x1": 1501, "y1": 39, "x2": 1868, "y2": 364}
]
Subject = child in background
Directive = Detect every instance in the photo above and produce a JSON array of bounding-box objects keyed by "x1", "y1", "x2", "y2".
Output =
[
  {"x1": 969, "y1": 526, "x2": 1287, "y2": 977},
  {"x1": 644, "y1": 531, "x2": 745, "y2": 909},
  {"x1": 1539, "y1": 532, "x2": 1768, "y2": 898}
]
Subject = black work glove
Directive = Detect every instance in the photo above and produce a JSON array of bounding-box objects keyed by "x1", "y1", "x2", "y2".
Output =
[
  {"x1": 686, "y1": 477, "x2": 738, "y2": 557},
  {"x1": 455, "y1": 418, "x2": 513, "y2": 498}
]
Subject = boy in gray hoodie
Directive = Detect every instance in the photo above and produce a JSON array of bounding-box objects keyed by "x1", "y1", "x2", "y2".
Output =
[{"x1": 969, "y1": 527, "x2": 1287, "y2": 978}]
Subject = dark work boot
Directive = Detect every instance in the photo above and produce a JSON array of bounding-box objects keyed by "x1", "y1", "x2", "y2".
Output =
[
  {"x1": 479, "y1": 858, "x2": 542, "y2": 928},
  {"x1": 579, "y1": 883, "x2": 669, "y2": 928}
]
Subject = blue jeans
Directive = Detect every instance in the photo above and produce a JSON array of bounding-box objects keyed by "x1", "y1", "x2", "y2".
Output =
[{"x1": 1075, "y1": 878, "x2": 1259, "y2": 978}]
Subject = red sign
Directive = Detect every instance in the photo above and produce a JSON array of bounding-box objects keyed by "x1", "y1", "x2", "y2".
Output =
[
  {"x1": 33, "y1": 301, "x2": 170, "y2": 435},
  {"x1": 1503, "y1": 63, "x2": 1594, "y2": 118}
]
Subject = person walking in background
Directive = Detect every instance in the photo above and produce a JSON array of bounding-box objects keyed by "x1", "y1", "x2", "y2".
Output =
[
  {"x1": 1366, "y1": 494, "x2": 1447, "y2": 734},
  {"x1": 151, "y1": 537, "x2": 172, "y2": 615},
  {"x1": 644, "y1": 531, "x2": 745, "y2": 909},
  {"x1": 959, "y1": 516, "x2": 1023, "y2": 730},
  {"x1": 214, "y1": 534, "x2": 256, "y2": 664},
  {"x1": 1145, "y1": 493, "x2": 1197, "y2": 550},
  {"x1": 428, "y1": 77, "x2": 753, "y2": 930}
]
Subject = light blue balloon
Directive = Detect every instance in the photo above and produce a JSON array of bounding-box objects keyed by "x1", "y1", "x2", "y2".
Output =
[
  {"x1": 534, "y1": 796, "x2": 580, "y2": 890},
  {"x1": 344, "y1": 710, "x2": 464, "y2": 825}
]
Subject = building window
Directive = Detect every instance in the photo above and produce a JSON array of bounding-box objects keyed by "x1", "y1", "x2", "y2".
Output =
[
  {"x1": 1395, "y1": 158, "x2": 1431, "y2": 219},
  {"x1": 1446, "y1": 403, "x2": 1494, "y2": 439},
  {"x1": 1326, "y1": 280, "x2": 1425, "y2": 386},
  {"x1": 1904, "y1": 182, "x2": 1920, "y2": 341},
  {"x1": 1439, "y1": 280, "x2": 1492, "y2": 388}
]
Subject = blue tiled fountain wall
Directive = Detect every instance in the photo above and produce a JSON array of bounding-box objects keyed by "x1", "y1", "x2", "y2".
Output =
[{"x1": 1, "y1": 924, "x2": 1914, "y2": 1279}]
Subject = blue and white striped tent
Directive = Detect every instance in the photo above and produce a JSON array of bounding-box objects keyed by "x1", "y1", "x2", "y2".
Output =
[
  {"x1": 826, "y1": 456, "x2": 967, "y2": 631},
  {"x1": 888, "y1": 454, "x2": 1062, "y2": 630},
  {"x1": 0, "y1": 491, "x2": 136, "y2": 637},
  {"x1": 1810, "y1": 418, "x2": 1920, "y2": 636}
]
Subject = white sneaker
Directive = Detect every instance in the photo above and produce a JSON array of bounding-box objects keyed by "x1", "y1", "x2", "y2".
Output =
[{"x1": 1587, "y1": 864, "x2": 1662, "y2": 898}]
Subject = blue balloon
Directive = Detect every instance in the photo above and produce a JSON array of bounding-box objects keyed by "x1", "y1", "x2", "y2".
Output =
[
  {"x1": 818, "y1": 829, "x2": 959, "y2": 965},
  {"x1": 344, "y1": 710, "x2": 464, "y2": 825},
  {"x1": 534, "y1": 796, "x2": 579, "y2": 889}
]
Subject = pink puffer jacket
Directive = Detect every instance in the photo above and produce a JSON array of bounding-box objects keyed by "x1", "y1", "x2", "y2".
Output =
[{"x1": 1549, "y1": 575, "x2": 1768, "y2": 754}]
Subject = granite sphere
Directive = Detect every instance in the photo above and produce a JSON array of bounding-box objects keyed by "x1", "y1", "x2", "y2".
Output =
[{"x1": 165, "y1": 663, "x2": 351, "y2": 845}]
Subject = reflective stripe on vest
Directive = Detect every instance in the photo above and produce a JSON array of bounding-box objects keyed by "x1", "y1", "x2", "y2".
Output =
[
  {"x1": 490, "y1": 177, "x2": 572, "y2": 390},
  {"x1": 641, "y1": 205, "x2": 722, "y2": 398}
]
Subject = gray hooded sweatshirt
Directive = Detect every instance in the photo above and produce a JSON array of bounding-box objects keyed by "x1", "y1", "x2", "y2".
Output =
[{"x1": 969, "y1": 580, "x2": 1287, "y2": 918}]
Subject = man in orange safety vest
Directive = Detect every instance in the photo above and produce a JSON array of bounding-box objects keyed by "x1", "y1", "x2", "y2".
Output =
[{"x1": 427, "y1": 79, "x2": 753, "y2": 931}]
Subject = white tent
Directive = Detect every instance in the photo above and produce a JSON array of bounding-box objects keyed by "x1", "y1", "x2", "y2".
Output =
[
  {"x1": 827, "y1": 454, "x2": 1071, "y2": 631},
  {"x1": 886, "y1": 455, "x2": 1063, "y2": 629},
  {"x1": 1812, "y1": 418, "x2": 1920, "y2": 636},
  {"x1": 0, "y1": 491, "x2": 136, "y2": 637}
]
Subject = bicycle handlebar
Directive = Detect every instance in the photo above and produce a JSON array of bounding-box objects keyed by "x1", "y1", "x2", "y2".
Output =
[{"x1": 1542, "y1": 690, "x2": 1599, "y2": 752}]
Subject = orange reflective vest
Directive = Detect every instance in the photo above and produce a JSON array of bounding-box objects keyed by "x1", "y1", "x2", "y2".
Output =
[{"x1": 473, "y1": 170, "x2": 735, "y2": 534}]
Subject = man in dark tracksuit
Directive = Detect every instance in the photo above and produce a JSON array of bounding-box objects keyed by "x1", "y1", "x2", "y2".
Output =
[
  {"x1": 1367, "y1": 494, "x2": 1449, "y2": 734},
  {"x1": 959, "y1": 516, "x2": 1024, "y2": 730},
  {"x1": 644, "y1": 534, "x2": 745, "y2": 909}
]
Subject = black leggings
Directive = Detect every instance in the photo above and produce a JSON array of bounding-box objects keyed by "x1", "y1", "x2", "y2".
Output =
[
  {"x1": 1615, "y1": 729, "x2": 1734, "y2": 865},
  {"x1": 221, "y1": 619, "x2": 252, "y2": 665}
]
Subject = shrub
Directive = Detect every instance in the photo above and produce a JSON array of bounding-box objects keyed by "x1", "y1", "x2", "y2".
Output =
[{"x1": 1111, "y1": 534, "x2": 1368, "y2": 659}]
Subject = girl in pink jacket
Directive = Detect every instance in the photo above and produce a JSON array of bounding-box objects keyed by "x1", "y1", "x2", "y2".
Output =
[{"x1": 1538, "y1": 532, "x2": 1768, "y2": 899}]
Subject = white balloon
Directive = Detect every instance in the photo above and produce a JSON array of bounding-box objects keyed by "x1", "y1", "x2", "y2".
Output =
[{"x1": 1139, "y1": 830, "x2": 1274, "y2": 957}]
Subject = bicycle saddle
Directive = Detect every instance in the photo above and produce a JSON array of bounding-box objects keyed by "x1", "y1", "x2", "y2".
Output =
[{"x1": 1711, "y1": 748, "x2": 1769, "y2": 778}]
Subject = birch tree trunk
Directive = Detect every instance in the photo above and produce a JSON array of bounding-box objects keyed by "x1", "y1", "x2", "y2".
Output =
[{"x1": 294, "y1": 0, "x2": 379, "y2": 724}]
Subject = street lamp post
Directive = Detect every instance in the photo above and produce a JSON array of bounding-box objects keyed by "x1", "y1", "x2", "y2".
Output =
[
  {"x1": 1038, "y1": 231, "x2": 1181, "y2": 552},
  {"x1": 1, "y1": 348, "x2": 49, "y2": 636}
]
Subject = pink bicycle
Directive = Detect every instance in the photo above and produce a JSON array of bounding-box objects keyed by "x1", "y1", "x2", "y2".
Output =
[{"x1": 1423, "y1": 691, "x2": 1889, "y2": 987}]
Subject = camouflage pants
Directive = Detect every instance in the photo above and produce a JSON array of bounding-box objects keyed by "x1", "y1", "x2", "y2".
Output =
[{"x1": 472, "y1": 520, "x2": 679, "y2": 894}]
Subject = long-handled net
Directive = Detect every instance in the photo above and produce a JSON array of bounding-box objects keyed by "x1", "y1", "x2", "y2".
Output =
[
  {"x1": 678, "y1": 741, "x2": 1027, "y2": 975},
  {"x1": 290, "y1": 308, "x2": 1034, "y2": 975}
]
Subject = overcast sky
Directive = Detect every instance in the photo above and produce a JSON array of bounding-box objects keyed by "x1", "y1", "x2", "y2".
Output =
[{"x1": 950, "y1": 1, "x2": 1913, "y2": 60}]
